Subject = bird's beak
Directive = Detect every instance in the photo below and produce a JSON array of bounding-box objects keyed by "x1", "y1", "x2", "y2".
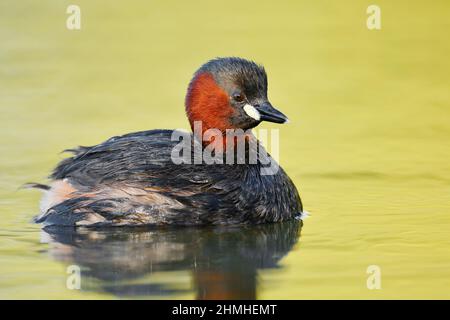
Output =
[{"x1": 256, "y1": 102, "x2": 289, "y2": 124}]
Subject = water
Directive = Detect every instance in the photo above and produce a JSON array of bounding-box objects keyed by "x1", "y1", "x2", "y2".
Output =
[
  {"x1": 1, "y1": 0, "x2": 449, "y2": 299},
  {"x1": 39, "y1": 222, "x2": 301, "y2": 299}
]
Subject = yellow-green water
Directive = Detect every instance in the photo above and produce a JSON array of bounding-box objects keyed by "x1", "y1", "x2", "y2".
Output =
[{"x1": 1, "y1": 0, "x2": 450, "y2": 299}]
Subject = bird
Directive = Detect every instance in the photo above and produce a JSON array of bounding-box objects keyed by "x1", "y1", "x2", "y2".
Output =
[{"x1": 29, "y1": 57, "x2": 303, "y2": 227}]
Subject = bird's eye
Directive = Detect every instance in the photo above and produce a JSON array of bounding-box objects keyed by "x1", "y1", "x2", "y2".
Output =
[{"x1": 233, "y1": 93, "x2": 245, "y2": 102}]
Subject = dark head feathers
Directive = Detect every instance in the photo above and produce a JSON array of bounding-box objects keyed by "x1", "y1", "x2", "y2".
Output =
[{"x1": 195, "y1": 57, "x2": 268, "y2": 97}]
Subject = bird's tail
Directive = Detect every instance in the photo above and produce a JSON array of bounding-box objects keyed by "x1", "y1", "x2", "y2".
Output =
[{"x1": 21, "y1": 182, "x2": 51, "y2": 191}]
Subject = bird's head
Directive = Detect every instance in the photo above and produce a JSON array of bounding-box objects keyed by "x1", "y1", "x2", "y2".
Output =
[{"x1": 185, "y1": 57, "x2": 288, "y2": 135}]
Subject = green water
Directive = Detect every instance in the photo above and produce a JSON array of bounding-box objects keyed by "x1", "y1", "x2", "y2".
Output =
[{"x1": 1, "y1": 0, "x2": 450, "y2": 299}]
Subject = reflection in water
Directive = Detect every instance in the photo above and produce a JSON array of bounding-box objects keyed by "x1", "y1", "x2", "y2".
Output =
[{"x1": 41, "y1": 220, "x2": 302, "y2": 299}]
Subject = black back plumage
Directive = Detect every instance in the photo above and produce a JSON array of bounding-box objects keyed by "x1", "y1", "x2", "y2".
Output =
[{"x1": 38, "y1": 129, "x2": 302, "y2": 226}]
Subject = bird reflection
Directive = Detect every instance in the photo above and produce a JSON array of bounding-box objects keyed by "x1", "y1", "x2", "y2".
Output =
[{"x1": 41, "y1": 220, "x2": 302, "y2": 299}]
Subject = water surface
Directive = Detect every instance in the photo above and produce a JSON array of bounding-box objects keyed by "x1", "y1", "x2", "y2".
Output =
[{"x1": 1, "y1": 0, "x2": 449, "y2": 299}]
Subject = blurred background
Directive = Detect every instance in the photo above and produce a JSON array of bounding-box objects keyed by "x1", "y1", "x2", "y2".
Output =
[{"x1": 0, "y1": 0, "x2": 449, "y2": 299}]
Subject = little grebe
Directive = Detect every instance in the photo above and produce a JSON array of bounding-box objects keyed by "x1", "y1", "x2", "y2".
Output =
[{"x1": 31, "y1": 57, "x2": 303, "y2": 226}]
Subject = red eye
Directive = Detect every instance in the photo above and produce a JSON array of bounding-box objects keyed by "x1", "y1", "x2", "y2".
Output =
[{"x1": 233, "y1": 93, "x2": 245, "y2": 102}]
